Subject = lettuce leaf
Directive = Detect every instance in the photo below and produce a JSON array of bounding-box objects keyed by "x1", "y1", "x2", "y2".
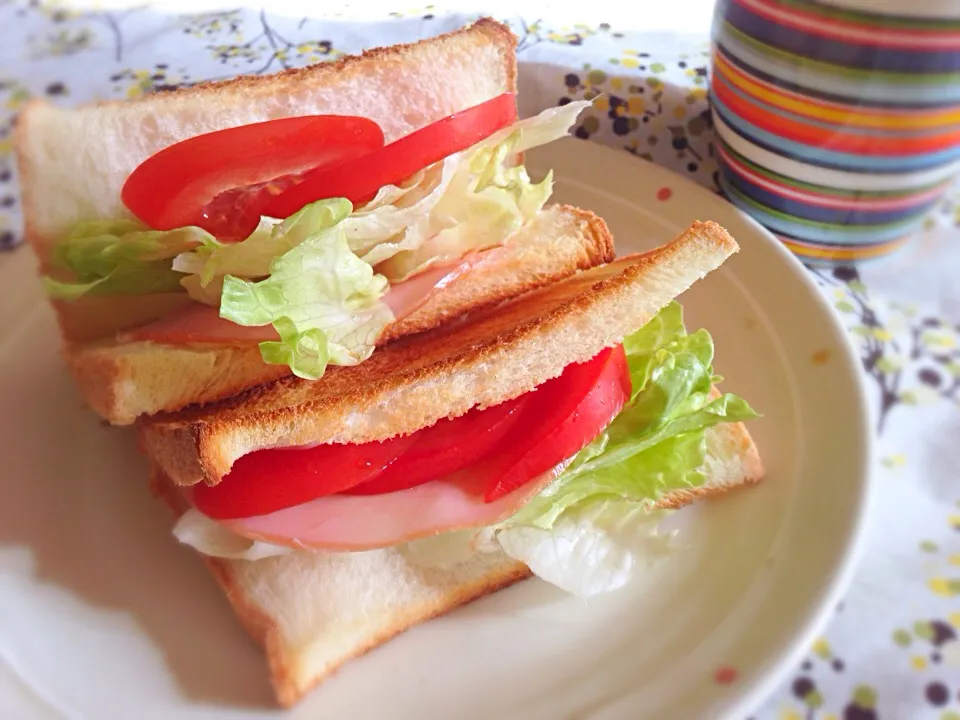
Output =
[
  {"x1": 218, "y1": 199, "x2": 393, "y2": 379},
  {"x1": 171, "y1": 101, "x2": 591, "y2": 289},
  {"x1": 481, "y1": 100, "x2": 596, "y2": 156},
  {"x1": 174, "y1": 509, "x2": 293, "y2": 561},
  {"x1": 374, "y1": 102, "x2": 591, "y2": 281},
  {"x1": 495, "y1": 501, "x2": 677, "y2": 598},
  {"x1": 42, "y1": 220, "x2": 209, "y2": 300},
  {"x1": 483, "y1": 302, "x2": 758, "y2": 596},
  {"x1": 507, "y1": 302, "x2": 757, "y2": 529},
  {"x1": 344, "y1": 157, "x2": 460, "y2": 268},
  {"x1": 45, "y1": 101, "x2": 592, "y2": 381},
  {"x1": 171, "y1": 302, "x2": 758, "y2": 603},
  {"x1": 172, "y1": 200, "x2": 350, "y2": 294},
  {"x1": 376, "y1": 140, "x2": 553, "y2": 281},
  {"x1": 171, "y1": 219, "x2": 281, "y2": 289}
]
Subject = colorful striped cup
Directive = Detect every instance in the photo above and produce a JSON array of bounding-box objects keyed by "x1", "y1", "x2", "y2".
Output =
[{"x1": 709, "y1": 0, "x2": 960, "y2": 265}]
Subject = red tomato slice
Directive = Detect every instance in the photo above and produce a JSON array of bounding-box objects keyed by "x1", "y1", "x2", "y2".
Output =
[
  {"x1": 120, "y1": 115, "x2": 384, "y2": 237},
  {"x1": 482, "y1": 345, "x2": 631, "y2": 502},
  {"x1": 191, "y1": 432, "x2": 417, "y2": 520},
  {"x1": 191, "y1": 344, "x2": 628, "y2": 520},
  {"x1": 262, "y1": 93, "x2": 517, "y2": 219},
  {"x1": 342, "y1": 396, "x2": 525, "y2": 496}
]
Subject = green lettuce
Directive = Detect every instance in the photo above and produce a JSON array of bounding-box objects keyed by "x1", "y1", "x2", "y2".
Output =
[
  {"x1": 174, "y1": 508, "x2": 293, "y2": 561},
  {"x1": 376, "y1": 133, "x2": 554, "y2": 281},
  {"x1": 343, "y1": 159, "x2": 457, "y2": 266},
  {"x1": 489, "y1": 302, "x2": 758, "y2": 596},
  {"x1": 42, "y1": 220, "x2": 209, "y2": 300},
  {"x1": 218, "y1": 199, "x2": 393, "y2": 380},
  {"x1": 172, "y1": 218, "x2": 284, "y2": 288},
  {"x1": 494, "y1": 501, "x2": 677, "y2": 598},
  {"x1": 508, "y1": 302, "x2": 757, "y2": 529},
  {"x1": 171, "y1": 302, "x2": 759, "y2": 601},
  {"x1": 480, "y1": 100, "x2": 598, "y2": 157},
  {"x1": 374, "y1": 102, "x2": 592, "y2": 282},
  {"x1": 44, "y1": 100, "x2": 594, "y2": 380},
  {"x1": 169, "y1": 100, "x2": 591, "y2": 288}
]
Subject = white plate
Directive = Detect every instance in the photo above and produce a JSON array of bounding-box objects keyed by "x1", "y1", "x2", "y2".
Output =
[{"x1": 0, "y1": 138, "x2": 872, "y2": 719}]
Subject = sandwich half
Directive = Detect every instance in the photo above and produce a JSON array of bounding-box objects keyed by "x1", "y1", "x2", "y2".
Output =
[
  {"x1": 139, "y1": 219, "x2": 764, "y2": 706},
  {"x1": 15, "y1": 19, "x2": 610, "y2": 424}
]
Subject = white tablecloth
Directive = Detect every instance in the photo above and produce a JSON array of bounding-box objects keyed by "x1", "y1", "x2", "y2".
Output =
[{"x1": 1, "y1": 4, "x2": 958, "y2": 718}]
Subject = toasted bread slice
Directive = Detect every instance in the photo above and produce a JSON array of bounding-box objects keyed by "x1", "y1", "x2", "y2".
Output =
[
  {"x1": 14, "y1": 17, "x2": 521, "y2": 376},
  {"x1": 16, "y1": 18, "x2": 516, "y2": 270},
  {"x1": 149, "y1": 415, "x2": 763, "y2": 707},
  {"x1": 140, "y1": 220, "x2": 739, "y2": 487},
  {"x1": 63, "y1": 205, "x2": 614, "y2": 425}
]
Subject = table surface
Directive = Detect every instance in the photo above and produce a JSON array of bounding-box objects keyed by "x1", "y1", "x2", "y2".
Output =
[{"x1": 1, "y1": 4, "x2": 959, "y2": 719}]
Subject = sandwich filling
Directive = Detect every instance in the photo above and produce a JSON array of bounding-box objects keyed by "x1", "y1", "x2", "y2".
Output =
[
  {"x1": 176, "y1": 302, "x2": 759, "y2": 598},
  {"x1": 42, "y1": 97, "x2": 592, "y2": 381}
]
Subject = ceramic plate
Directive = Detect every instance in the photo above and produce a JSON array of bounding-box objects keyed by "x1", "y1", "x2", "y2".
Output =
[{"x1": 0, "y1": 137, "x2": 872, "y2": 719}]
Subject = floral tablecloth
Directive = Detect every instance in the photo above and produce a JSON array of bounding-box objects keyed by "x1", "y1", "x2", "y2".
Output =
[{"x1": 1, "y1": 3, "x2": 958, "y2": 719}]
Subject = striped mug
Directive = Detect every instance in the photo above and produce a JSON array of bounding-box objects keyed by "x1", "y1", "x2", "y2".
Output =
[{"x1": 709, "y1": 0, "x2": 960, "y2": 265}]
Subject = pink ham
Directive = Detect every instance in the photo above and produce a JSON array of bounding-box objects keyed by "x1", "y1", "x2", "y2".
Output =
[
  {"x1": 128, "y1": 250, "x2": 498, "y2": 345},
  {"x1": 216, "y1": 463, "x2": 565, "y2": 551},
  {"x1": 126, "y1": 302, "x2": 278, "y2": 344},
  {"x1": 381, "y1": 254, "x2": 486, "y2": 316}
]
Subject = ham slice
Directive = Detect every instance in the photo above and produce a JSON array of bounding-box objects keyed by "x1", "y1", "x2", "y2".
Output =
[
  {"x1": 127, "y1": 250, "x2": 497, "y2": 345},
  {"x1": 126, "y1": 303, "x2": 278, "y2": 345},
  {"x1": 217, "y1": 462, "x2": 566, "y2": 551}
]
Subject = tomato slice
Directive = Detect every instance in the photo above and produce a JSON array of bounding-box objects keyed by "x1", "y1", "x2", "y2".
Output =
[
  {"x1": 191, "y1": 344, "x2": 628, "y2": 520},
  {"x1": 120, "y1": 115, "x2": 385, "y2": 238},
  {"x1": 262, "y1": 93, "x2": 517, "y2": 219},
  {"x1": 191, "y1": 432, "x2": 417, "y2": 520},
  {"x1": 342, "y1": 396, "x2": 525, "y2": 496},
  {"x1": 481, "y1": 345, "x2": 631, "y2": 502}
]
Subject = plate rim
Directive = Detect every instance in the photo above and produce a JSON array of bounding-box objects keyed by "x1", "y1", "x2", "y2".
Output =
[
  {"x1": 0, "y1": 138, "x2": 875, "y2": 719},
  {"x1": 529, "y1": 137, "x2": 876, "y2": 719}
]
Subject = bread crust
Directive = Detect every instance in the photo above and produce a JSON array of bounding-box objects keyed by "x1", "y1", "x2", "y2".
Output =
[
  {"x1": 15, "y1": 17, "x2": 518, "y2": 257},
  {"x1": 64, "y1": 18, "x2": 517, "y2": 117},
  {"x1": 149, "y1": 466, "x2": 531, "y2": 707},
  {"x1": 147, "y1": 411, "x2": 762, "y2": 706},
  {"x1": 379, "y1": 205, "x2": 614, "y2": 343},
  {"x1": 14, "y1": 17, "x2": 520, "y2": 355},
  {"x1": 654, "y1": 420, "x2": 765, "y2": 509},
  {"x1": 203, "y1": 553, "x2": 531, "y2": 707},
  {"x1": 63, "y1": 204, "x2": 614, "y2": 424},
  {"x1": 140, "y1": 220, "x2": 738, "y2": 487}
]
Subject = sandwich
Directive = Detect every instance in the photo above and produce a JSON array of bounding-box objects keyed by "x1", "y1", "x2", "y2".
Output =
[
  {"x1": 15, "y1": 19, "x2": 611, "y2": 425},
  {"x1": 140, "y1": 220, "x2": 763, "y2": 706},
  {"x1": 17, "y1": 17, "x2": 764, "y2": 708}
]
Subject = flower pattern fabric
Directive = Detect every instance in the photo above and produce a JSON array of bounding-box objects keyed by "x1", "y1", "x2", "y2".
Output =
[{"x1": 1, "y1": 3, "x2": 958, "y2": 717}]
